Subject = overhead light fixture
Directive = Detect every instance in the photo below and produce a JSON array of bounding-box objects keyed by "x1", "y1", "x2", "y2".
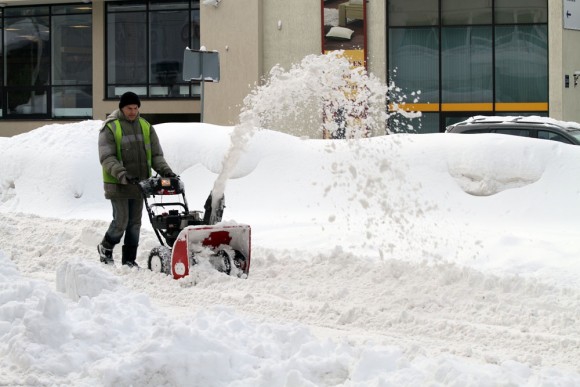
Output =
[{"x1": 202, "y1": 0, "x2": 221, "y2": 7}]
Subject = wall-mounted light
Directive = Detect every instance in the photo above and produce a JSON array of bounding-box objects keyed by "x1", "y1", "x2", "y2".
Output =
[{"x1": 202, "y1": 0, "x2": 221, "y2": 7}]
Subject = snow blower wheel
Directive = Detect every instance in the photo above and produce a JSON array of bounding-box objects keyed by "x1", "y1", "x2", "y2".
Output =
[
  {"x1": 215, "y1": 249, "x2": 248, "y2": 277},
  {"x1": 212, "y1": 249, "x2": 233, "y2": 275},
  {"x1": 139, "y1": 176, "x2": 251, "y2": 280},
  {"x1": 232, "y1": 249, "x2": 248, "y2": 273},
  {"x1": 148, "y1": 246, "x2": 171, "y2": 275}
]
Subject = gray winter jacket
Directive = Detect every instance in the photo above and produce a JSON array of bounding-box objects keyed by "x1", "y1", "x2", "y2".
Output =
[{"x1": 98, "y1": 109, "x2": 174, "y2": 199}]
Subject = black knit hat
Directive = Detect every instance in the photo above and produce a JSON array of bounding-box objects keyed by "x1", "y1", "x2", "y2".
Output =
[{"x1": 119, "y1": 91, "x2": 141, "y2": 109}]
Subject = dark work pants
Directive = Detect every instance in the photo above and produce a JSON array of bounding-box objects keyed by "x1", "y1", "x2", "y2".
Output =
[{"x1": 103, "y1": 198, "x2": 143, "y2": 248}]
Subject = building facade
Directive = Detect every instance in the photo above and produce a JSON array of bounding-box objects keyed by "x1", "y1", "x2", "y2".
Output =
[{"x1": 0, "y1": 0, "x2": 576, "y2": 136}]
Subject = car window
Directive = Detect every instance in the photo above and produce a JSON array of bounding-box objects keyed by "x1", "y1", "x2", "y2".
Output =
[
  {"x1": 457, "y1": 128, "x2": 489, "y2": 134},
  {"x1": 492, "y1": 129, "x2": 530, "y2": 137},
  {"x1": 567, "y1": 129, "x2": 580, "y2": 143},
  {"x1": 538, "y1": 130, "x2": 572, "y2": 144}
]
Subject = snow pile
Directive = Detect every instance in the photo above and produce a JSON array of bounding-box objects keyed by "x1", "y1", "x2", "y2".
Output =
[{"x1": 1, "y1": 119, "x2": 580, "y2": 385}]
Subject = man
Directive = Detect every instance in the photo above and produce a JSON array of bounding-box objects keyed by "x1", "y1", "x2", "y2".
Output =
[{"x1": 97, "y1": 91, "x2": 175, "y2": 267}]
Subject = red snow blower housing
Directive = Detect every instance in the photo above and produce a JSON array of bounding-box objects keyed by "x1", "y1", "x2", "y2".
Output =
[{"x1": 139, "y1": 176, "x2": 251, "y2": 279}]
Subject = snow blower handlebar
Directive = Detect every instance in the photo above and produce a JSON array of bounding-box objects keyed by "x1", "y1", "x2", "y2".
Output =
[
  {"x1": 138, "y1": 176, "x2": 185, "y2": 198},
  {"x1": 137, "y1": 176, "x2": 227, "y2": 246}
]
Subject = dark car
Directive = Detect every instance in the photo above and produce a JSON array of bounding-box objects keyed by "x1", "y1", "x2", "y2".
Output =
[{"x1": 445, "y1": 116, "x2": 580, "y2": 145}]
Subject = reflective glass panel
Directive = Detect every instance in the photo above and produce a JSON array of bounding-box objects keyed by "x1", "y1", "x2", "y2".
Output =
[
  {"x1": 52, "y1": 14, "x2": 92, "y2": 85},
  {"x1": 52, "y1": 86, "x2": 92, "y2": 117},
  {"x1": 107, "y1": 2, "x2": 147, "y2": 12},
  {"x1": 389, "y1": 28, "x2": 439, "y2": 103},
  {"x1": 4, "y1": 16, "x2": 50, "y2": 114},
  {"x1": 388, "y1": 0, "x2": 438, "y2": 26},
  {"x1": 189, "y1": 8, "x2": 201, "y2": 50},
  {"x1": 150, "y1": 1, "x2": 189, "y2": 11},
  {"x1": 5, "y1": 7, "x2": 49, "y2": 17},
  {"x1": 442, "y1": 26, "x2": 492, "y2": 103},
  {"x1": 389, "y1": 112, "x2": 440, "y2": 133},
  {"x1": 53, "y1": 5, "x2": 92, "y2": 15},
  {"x1": 495, "y1": 0, "x2": 547, "y2": 24},
  {"x1": 107, "y1": 11, "x2": 147, "y2": 85},
  {"x1": 149, "y1": 9, "x2": 189, "y2": 96},
  {"x1": 495, "y1": 25, "x2": 547, "y2": 102},
  {"x1": 442, "y1": 0, "x2": 492, "y2": 25}
]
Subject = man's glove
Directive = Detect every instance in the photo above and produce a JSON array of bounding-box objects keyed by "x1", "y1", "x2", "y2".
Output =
[
  {"x1": 125, "y1": 174, "x2": 140, "y2": 185},
  {"x1": 164, "y1": 172, "x2": 177, "y2": 178}
]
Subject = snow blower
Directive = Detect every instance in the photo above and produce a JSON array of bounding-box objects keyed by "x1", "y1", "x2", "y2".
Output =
[{"x1": 138, "y1": 176, "x2": 251, "y2": 279}]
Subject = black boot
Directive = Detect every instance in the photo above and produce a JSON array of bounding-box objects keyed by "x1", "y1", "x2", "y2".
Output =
[
  {"x1": 122, "y1": 245, "x2": 139, "y2": 268},
  {"x1": 98, "y1": 238, "x2": 114, "y2": 265}
]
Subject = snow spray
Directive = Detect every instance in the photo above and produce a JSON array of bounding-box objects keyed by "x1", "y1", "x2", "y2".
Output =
[{"x1": 209, "y1": 51, "x2": 419, "y2": 216}]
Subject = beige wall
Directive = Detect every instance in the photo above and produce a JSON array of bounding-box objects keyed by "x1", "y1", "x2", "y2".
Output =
[
  {"x1": 201, "y1": 0, "x2": 262, "y2": 126},
  {"x1": 549, "y1": 1, "x2": 564, "y2": 120},
  {"x1": 551, "y1": 0, "x2": 580, "y2": 123},
  {"x1": 262, "y1": 0, "x2": 321, "y2": 75},
  {"x1": 366, "y1": 0, "x2": 386, "y2": 83}
]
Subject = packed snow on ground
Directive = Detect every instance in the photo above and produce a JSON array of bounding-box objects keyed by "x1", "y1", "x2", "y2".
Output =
[{"x1": 0, "y1": 117, "x2": 580, "y2": 386}]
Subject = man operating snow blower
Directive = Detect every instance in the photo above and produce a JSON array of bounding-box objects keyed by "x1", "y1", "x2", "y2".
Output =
[{"x1": 97, "y1": 91, "x2": 176, "y2": 267}]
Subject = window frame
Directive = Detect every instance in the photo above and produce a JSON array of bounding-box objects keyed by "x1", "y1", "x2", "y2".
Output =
[
  {"x1": 105, "y1": 0, "x2": 201, "y2": 101},
  {"x1": 386, "y1": 0, "x2": 549, "y2": 133},
  {"x1": 0, "y1": 3, "x2": 92, "y2": 120}
]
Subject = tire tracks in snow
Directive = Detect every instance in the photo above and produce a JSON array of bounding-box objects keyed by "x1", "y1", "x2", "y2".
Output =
[{"x1": 1, "y1": 213, "x2": 579, "y2": 373}]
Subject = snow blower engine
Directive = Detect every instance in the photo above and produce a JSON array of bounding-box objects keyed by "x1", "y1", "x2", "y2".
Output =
[{"x1": 138, "y1": 176, "x2": 251, "y2": 279}]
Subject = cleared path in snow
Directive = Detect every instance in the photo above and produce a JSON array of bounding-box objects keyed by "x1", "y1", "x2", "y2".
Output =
[{"x1": 1, "y1": 212, "x2": 579, "y2": 374}]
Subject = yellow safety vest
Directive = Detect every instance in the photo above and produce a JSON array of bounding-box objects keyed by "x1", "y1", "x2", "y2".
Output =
[{"x1": 102, "y1": 118, "x2": 152, "y2": 183}]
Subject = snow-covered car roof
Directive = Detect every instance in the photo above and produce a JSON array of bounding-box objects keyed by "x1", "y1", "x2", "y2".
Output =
[
  {"x1": 446, "y1": 115, "x2": 580, "y2": 145},
  {"x1": 460, "y1": 115, "x2": 580, "y2": 130}
]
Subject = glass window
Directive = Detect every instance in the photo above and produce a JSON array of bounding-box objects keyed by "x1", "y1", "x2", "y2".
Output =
[
  {"x1": 389, "y1": 28, "x2": 439, "y2": 103},
  {"x1": 444, "y1": 115, "x2": 473, "y2": 128},
  {"x1": 106, "y1": 1, "x2": 201, "y2": 99},
  {"x1": 189, "y1": 9, "x2": 201, "y2": 50},
  {"x1": 150, "y1": 8, "x2": 189, "y2": 97},
  {"x1": 51, "y1": 10, "x2": 92, "y2": 118},
  {"x1": 107, "y1": 11, "x2": 147, "y2": 89},
  {"x1": 388, "y1": 112, "x2": 439, "y2": 133},
  {"x1": 52, "y1": 5, "x2": 92, "y2": 15},
  {"x1": 537, "y1": 131, "x2": 572, "y2": 144},
  {"x1": 495, "y1": 25, "x2": 547, "y2": 103},
  {"x1": 4, "y1": 6, "x2": 49, "y2": 17},
  {"x1": 495, "y1": 0, "x2": 547, "y2": 24},
  {"x1": 53, "y1": 86, "x2": 92, "y2": 118},
  {"x1": 388, "y1": 0, "x2": 438, "y2": 27},
  {"x1": 107, "y1": 2, "x2": 147, "y2": 12},
  {"x1": 4, "y1": 15, "x2": 50, "y2": 115},
  {"x1": 1, "y1": 5, "x2": 92, "y2": 118},
  {"x1": 442, "y1": 26, "x2": 492, "y2": 103},
  {"x1": 52, "y1": 13, "x2": 92, "y2": 85},
  {"x1": 493, "y1": 128, "x2": 530, "y2": 137},
  {"x1": 413, "y1": 113, "x2": 440, "y2": 133},
  {"x1": 150, "y1": 1, "x2": 189, "y2": 11},
  {"x1": 442, "y1": 0, "x2": 492, "y2": 25}
]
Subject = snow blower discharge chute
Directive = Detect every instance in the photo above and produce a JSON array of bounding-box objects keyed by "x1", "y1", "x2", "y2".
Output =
[{"x1": 138, "y1": 176, "x2": 251, "y2": 279}]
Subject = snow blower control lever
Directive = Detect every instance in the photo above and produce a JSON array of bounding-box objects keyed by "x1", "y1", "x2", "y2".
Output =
[{"x1": 139, "y1": 176, "x2": 205, "y2": 247}]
